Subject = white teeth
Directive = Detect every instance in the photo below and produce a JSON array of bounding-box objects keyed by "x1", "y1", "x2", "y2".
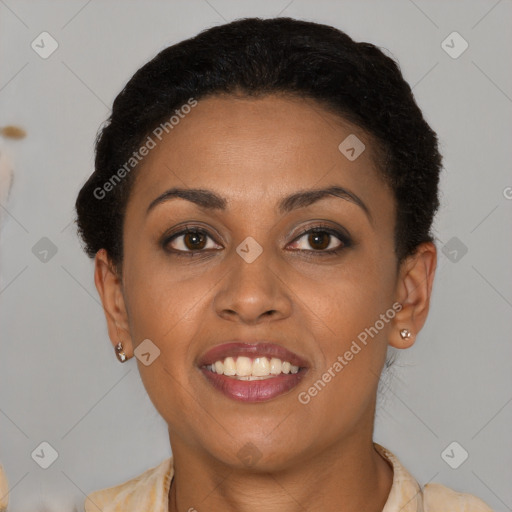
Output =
[
  {"x1": 223, "y1": 356, "x2": 236, "y2": 376},
  {"x1": 236, "y1": 356, "x2": 252, "y2": 377},
  {"x1": 207, "y1": 356, "x2": 301, "y2": 378},
  {"x1": 214, "y1": 360, "x2": 224, "y2": 374},
  {"x1": 269, "y1": 357, "x2": 282, "y2": 375},
  {"x1": 252, "y1": 357, "x2": 270, "y2": 377}
]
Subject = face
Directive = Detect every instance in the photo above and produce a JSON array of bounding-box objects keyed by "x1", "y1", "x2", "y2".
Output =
[{"x1": 96, "y1": 93, "x2": 436, "y2": 470}]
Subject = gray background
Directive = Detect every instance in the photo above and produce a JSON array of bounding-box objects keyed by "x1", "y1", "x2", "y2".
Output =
[{"x1": 1, "y1": 0, "x2": 511, "y2": 510}]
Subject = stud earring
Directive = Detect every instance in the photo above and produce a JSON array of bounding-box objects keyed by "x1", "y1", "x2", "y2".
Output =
[
  {"x1": 399, "y1": 329, "x2": 412, "y2": 340},
  {"x1": 115, "y1": 342, "x2": 127, "y2": 362}
]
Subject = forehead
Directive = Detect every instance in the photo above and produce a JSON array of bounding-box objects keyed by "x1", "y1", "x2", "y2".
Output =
[{"x1": 126, "y1": 94, "x2": 393, "y2": 221}]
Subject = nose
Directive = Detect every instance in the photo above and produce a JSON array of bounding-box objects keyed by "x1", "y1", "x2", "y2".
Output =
[{"x1": 213, "y1": 247, "x2": 292, "y2": 325}]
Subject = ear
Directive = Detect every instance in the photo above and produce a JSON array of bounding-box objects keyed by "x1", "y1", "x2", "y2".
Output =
[
  {"x1": 94, "y1": 249, "x2": 134, "y2": 359},
  {"x1": 389, "y1": 242, "x2": 437, "y2": 349}
]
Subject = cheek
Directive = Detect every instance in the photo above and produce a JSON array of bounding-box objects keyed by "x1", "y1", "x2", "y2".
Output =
[
  {"x1": 122, "y1": 260, "x2": 221, "y2": 411},
  {"x1": 124, "y1": 251, "x2": 207, "y2": 340},
  {"x1": 294, "y1": 275, "x2": 393, "y2": 441},
  {"x1": 306, "y1": 252, "x2": 395, "y2": 343},
  {"x1": 298, "y1": 251, "x2": 395, "y2": 403},
  {"x1": 125, "y1": 286, "x2": 200, "y2": 433}
]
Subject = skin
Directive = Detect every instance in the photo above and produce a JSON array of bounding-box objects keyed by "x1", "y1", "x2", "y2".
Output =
[{"x1": 94, "y1": 93, "x2": 436, "y2": 512}]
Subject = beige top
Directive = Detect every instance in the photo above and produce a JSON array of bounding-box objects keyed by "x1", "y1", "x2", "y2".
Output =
[
  {"x1": 0, "y1": 465, "x2": 8, "y2": 512},
  {"x1": 83, "y1": 443, "x2": 493, "y2": 511}
]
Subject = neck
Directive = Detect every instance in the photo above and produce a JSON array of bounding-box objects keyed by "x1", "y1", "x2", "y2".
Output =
[{"x1": 167, "y1": 432, "x2": 393, "y2": 512}]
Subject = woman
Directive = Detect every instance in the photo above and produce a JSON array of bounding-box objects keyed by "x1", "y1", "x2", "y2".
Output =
[{"x1": 75, "y1": 17, "x2": 493, "y2": 511}]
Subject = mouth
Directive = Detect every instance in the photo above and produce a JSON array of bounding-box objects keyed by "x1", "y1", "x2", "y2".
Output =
[{"x1": 197, "y1": 342, "x2": 309, "y2": 403}]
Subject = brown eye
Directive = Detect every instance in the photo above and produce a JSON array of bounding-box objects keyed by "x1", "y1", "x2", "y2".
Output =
[
  {"x1": 164, "y1": 228, "x2": 220, "y2": 254},
  {"x1": 307, "y1": 232, "x2": 331, "y2": 250},
  {"x1": 289, "y1": 227, "x2": 349, "y2": 254},
  {"x1": 183, "y1": 231, "x2": 207, "y2": 250}
]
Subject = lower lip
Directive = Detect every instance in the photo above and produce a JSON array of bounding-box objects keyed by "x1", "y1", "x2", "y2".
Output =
[{"x1": 200, "y1": 368, "x2": 307, "y2": 402}]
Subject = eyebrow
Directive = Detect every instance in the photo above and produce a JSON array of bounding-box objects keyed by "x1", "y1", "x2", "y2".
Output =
[{"x1": 146, "y1": 185, "x2": 372, "y2": 223}]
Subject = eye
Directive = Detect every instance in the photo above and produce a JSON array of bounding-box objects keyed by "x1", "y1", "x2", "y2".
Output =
[
  {"x1": 288, "y1": 226, "x2": 350, "y2": 254},
  {"x1": 163, "y1": 228, "x2": 221, "y2": 254},
  {"x1": 161, "y1": 224, "x2": 351, "y2": 257}
]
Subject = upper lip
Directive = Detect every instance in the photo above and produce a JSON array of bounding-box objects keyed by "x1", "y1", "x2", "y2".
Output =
[{"x1": 197, "y1": 341, "x2": 309, "y2": 369}]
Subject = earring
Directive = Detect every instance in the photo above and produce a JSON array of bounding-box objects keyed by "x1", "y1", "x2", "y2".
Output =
[
  {"x1": 115, "y1": 342, "x2": 127, "y2": 363},
  {"x1": 400, "y1": 329, "x2": 412, "y2": 340}
]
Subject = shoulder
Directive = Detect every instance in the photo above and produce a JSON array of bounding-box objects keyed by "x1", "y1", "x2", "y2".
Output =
[
  {"x1": 423, "y1": 482, "x2": 494, "y2": 512},
  {"x1": 373, "y1": 443, "x2": 494, "y2": 512},
  {"x1": 84, "y1": 457, "x2": 173, "y2": 512}
]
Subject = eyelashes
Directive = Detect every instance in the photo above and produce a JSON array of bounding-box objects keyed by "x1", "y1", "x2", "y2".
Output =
[
  {"x1": 290, "y1": 225, "x2": 351, "y2": 254},
  {"x1": 161, "y1": 222, "x2": 352, "y2": 258},
  {"x1": 163, "y1": 227, "x2": 217, "y2": 254}
]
